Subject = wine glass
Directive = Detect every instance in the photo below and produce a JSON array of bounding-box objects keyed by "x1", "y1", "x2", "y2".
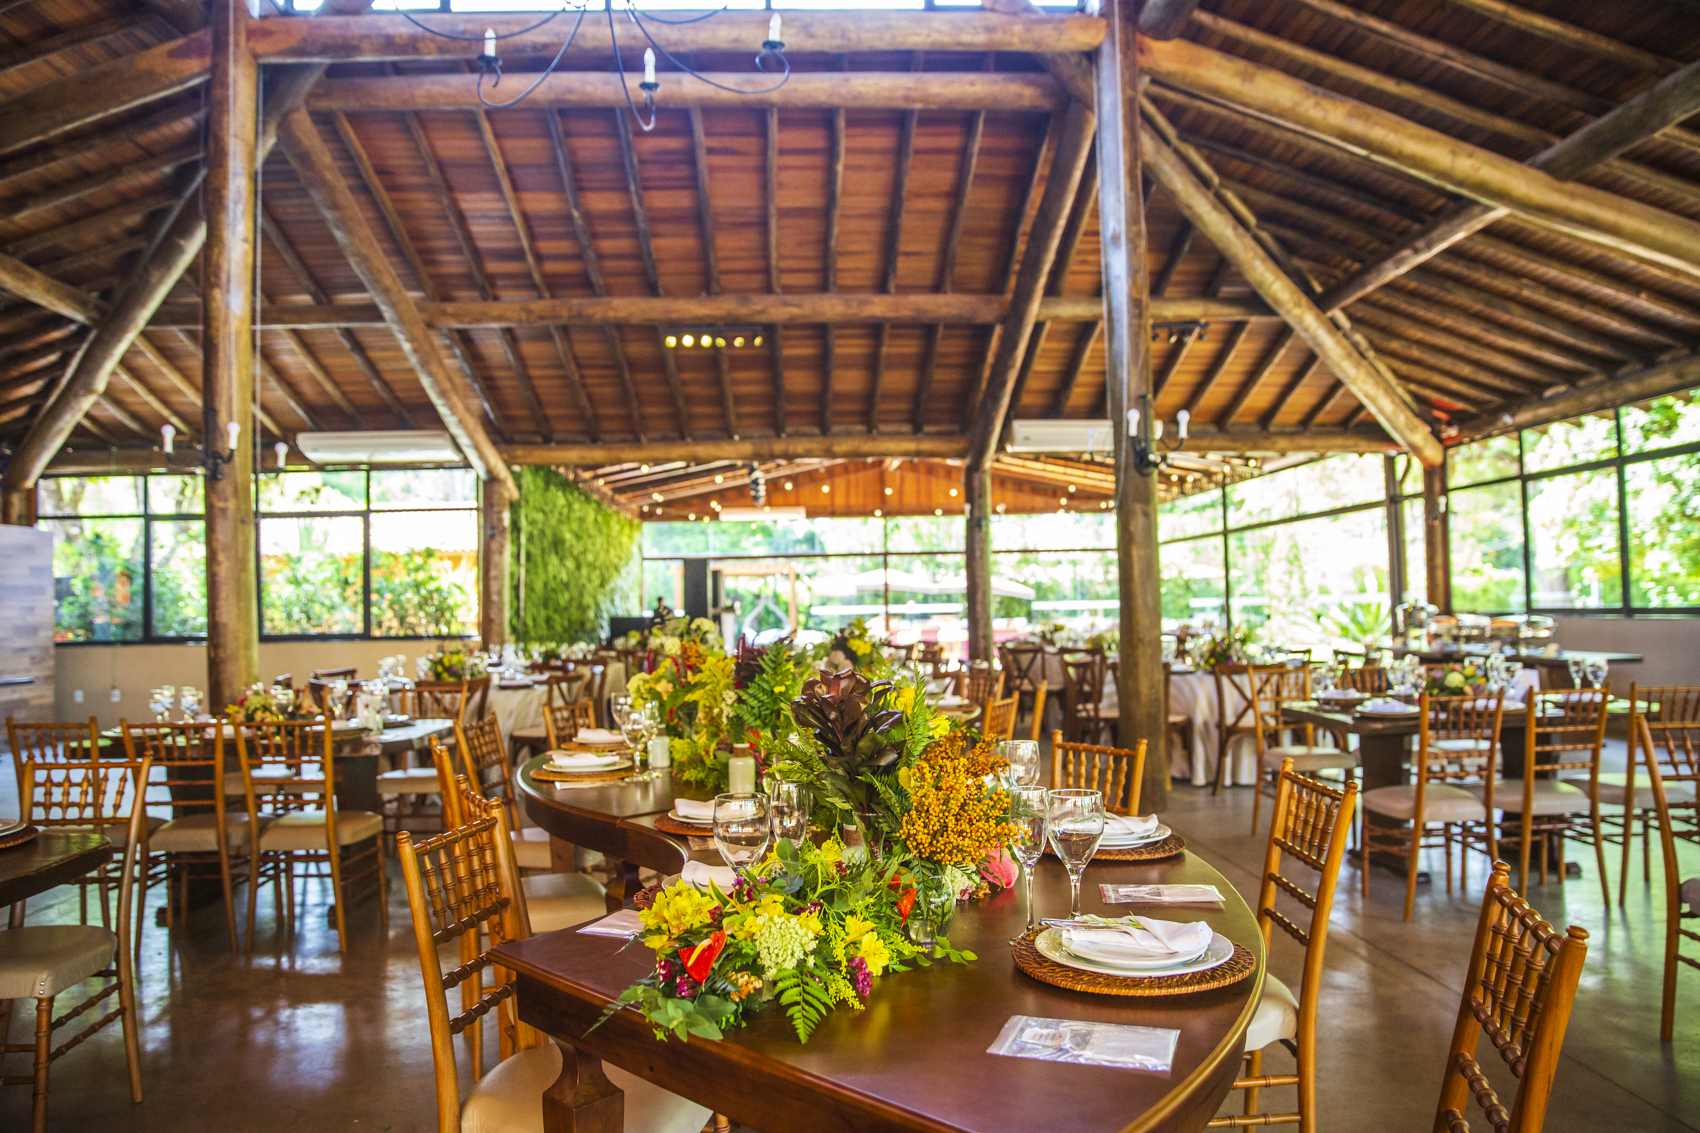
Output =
[
  {"x1": 997, "y1": 739, "x2": 1041, "y2": 787},
  {"x1": 769, "y1": 780, "x2": 810, "y2": 850},
  {"x1": 178, "y1": 686, "x2": 201, "y2": 721},
  {"x1": 1046, "y1": 788, "x2": 1106, "y2": 918},
  {"x1": 1007, "y1": 784, "x2": 1049, "y2": 938},
  {"x1": 1585, "y1": 658, "x2": 1609, "y2": 690},
  {"x1": 1566, "y1": 655, "x2": 1584, "y2": 688},
  {"x1": 149, "y1": 687, "x2": 170, "y2": 722},
  {"x1": 712, "y1": 793, "x2": 772, "y2": 877},
  {"x1": 329, "y1": 679, "x2": 349, "y2": 721},
  {"x1": 613, "y1": 701, "x2": 647, "y2": 780}
]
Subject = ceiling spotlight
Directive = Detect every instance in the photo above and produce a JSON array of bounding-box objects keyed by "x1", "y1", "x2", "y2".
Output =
[
  {"x1": 874, "y1": 508, "x2": 883, "y2": 517},
  {"x1": 948, "y1": 488, "x2": 958, "y2": 497},
  {"x1": 934, "y1": 508, "x2": 943, "y2": 516},
  {"x1": 784, "y1": 480, "x2": 794, "y2": 490},
  {"x1": 821, "y1": 484, "x2": 830, "y2": 493},
  {"x1": 714, "y1": 474, "x2": 724, "y2": 483}
]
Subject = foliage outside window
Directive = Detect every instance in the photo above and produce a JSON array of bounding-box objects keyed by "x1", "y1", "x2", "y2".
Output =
[
  {"x1": 510, "y1": 465, "x2": 642, "y2": 646},
  {"x1": 39, "y1": 467, "x2": 480, "y2": 643}
]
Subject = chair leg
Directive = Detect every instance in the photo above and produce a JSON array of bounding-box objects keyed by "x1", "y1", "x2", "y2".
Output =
[
  {"x1": 1618, "y1": 805, "x2": 1635, "y2": 908},
  {"x1": 1590, "y1": 806, "x2": 1612, "y2": 907},
  {"x1": 245, "y1": 852, "x2": 262, "y2": 952},
  {"x1": 1243, "y1": 1047, "x2": 1262, "y2": 1118},
  {"x1": 118, "y1": 956, "x2": 143, "y2": 1103},
  {"x1": 217, "y1": 844, "x2": 239, "y2": 951},
  {"x1": 1403, "y1": 821, "x2": 1421, "y2": 922},
  {"x1": 1518, "y1": 821, "x2": 1532, "y2": 896},
  {"x1": 31, "y1": 995, "x2": 52, "y2": 1133},
  {"x1": 375, "y1": 834, "x2": 390, "y2": 932}
]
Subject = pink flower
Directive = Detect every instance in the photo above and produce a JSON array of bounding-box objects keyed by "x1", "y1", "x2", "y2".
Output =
[{"x1": 980, "y1": 848, "x2": 1019, "y2": 891}]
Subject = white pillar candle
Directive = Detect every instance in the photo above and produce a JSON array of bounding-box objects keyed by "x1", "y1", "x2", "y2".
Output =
[
  {"x1": 648, "y1": 735, "x2": 671, "y2": 770},
  {"x1": 483, "y1": 28, "x2": 496, "y2": 57},
  {"x1": 643, "y1": 47, "x2": 656, "y2": 85},
  {"x1": 727, "y1": 752, "x2": 756, "y2": 794},
  {"x1": 769, "y1": 13, "x2": 781, "y2": 42}
]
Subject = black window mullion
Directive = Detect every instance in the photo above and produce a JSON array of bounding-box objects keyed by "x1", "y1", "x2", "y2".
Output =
[{"x1": 1615, "y1": 407, "x2": 1633, "y2": 617}]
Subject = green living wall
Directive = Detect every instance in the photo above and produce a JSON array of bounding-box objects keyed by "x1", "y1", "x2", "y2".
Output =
[{"x1": 510, "y1": 466, "x2": 641, "y2": 645}]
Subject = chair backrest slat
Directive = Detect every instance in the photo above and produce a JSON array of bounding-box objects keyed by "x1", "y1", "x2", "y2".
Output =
[
  {"x1": 544, "y1": 702, "x2": 596, "y2": 749},
  {"x1": 7, "y1": 715, "x2": 101, "y2": 794},
  {"x1": 1050, "y1": 732, "x2": 1147, "y2": 814},
  {"x1": 982, "y1": 693, "x2": 1018, "y2": 741}
]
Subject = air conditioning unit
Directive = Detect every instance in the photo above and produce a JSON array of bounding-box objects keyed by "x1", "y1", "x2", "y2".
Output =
[
  {"x1": 294, "y1": 431, "x2": 463, "y2": 465},
  {"x1": 1007, "y1": 419, "x2": 1114, "y2": 454}
]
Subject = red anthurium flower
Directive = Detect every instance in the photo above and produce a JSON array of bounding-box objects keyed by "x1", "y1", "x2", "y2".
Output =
[
  {"x1": 887, "y1": 876, "x2": 918, "y2": 922},
  {"x1": 682, "y1": 931, "x2": 726, "y2": 983}
]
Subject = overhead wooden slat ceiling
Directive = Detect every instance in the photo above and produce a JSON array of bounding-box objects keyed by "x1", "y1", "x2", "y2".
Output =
[{"x1": 0, "y1": 0, "x2": 1696, "y2": 500}]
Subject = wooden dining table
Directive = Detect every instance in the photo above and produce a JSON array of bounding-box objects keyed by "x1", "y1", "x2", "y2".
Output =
[
  {"x1": 500, "y1": 771, "x2": 1265, "y2": 1133},
  {"x1": 1, "y1": 830, "x2": 111, "y2": 916}
]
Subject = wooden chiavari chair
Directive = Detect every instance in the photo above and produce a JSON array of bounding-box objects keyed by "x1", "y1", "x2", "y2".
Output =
[
  {"x1": 11, "y1": 717, "x2": 160, "y2": 928},
  {"x1": 1061, "y1": 652, "x2": 1109, "y2": 745},
  {"x1": 1431, "y1": 861, "x2": 1588, "y2": 1133},
  {"x1": 1360, "y1": 692, "x2": 1503, "y2": 921},
  {"x1": 1609, "y1": 684, "x2": 1699, "y2": 904},
  {"x1": 1632, "y1": 715, "x2": 1699, "y2": 1042},
  {"x1": 1211, "y1": 663, "x2": 1260, "y2": 795},
  {"x1": 399, "y1": 798, "x2": 705, "y2": 1133},
  {"x1": 1051, "y1": 732, "x2": 1147, "y2": 815},
  {"x1": 455, "y1": 775, "x2": 607, "y2": 935},
  {"x1": 1334, "y1": 665, "x2": 1389, "y2": 695},
  {"x1": 999, "y1": 642, "x2": 1047, "y2": 721},
  {"x1": 306, "y1": 678, "x2": 357, "y2": 718},
  {"x1": 409, "y1": 678, "x2": 475, "y2": 725},
  {"x1": 1209, "y1": 760, "x2": 1357, "y2": 1133},
  {"x1": 982, "y1": 693, "x2": 1019, "y2": 741},
  {"x1": 122, "y1": 720, "x2": 253, "y2": 952},
  {"x1": 1248, "y1": 665, "x2": 1357, "y2": 836},
  {"x1": 454, "y1": 715, "x2": 552, "y2": 873},
  {"x1": 964, "y1": 665, "x2": 1005, "y2": 710},
  {"x1": 236, "y1": 720, "x2": 388, "y2": 953},
  {"x1": 1027, "y1": 684, "x2": 1049, "y2": 744},
  {"x1": 311, "y1": 666, "x2": 358, "y2": 682},
  {"x1": 543, "y1": 701, "x2": 597, "y2": 749},
  {"x1": 1, "y1": 757, "x2": 148, "y2": 1132},
  {"x1": 1475, "y1": 690, "x2": 1610, "y2": 899}
]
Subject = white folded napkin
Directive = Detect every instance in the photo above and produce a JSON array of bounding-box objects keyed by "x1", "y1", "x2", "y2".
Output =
[
  {"x1": 548, "y1": 751, "x2": 622, "y2": 770},
  {"x1": 938, "y1": 694, "x2": 967, "y2": 708},
  {"x1": 1361, "y1": 698, "x2": 1416, "y2": 714},
  {"x1": 577, "y1": 909, "x2": 645, "y2": 938},
  {"x1": 575, "y1": 728, "x2": 625, "y2": 745},
  {"x1": 1063, "y1": 917, "x2": 1214, "y2": 963},
  {"x1": 681, "y1": 860, "x2": 738, "y2": 891},
  {"x1": 1102, "y1": 814, "x2": 1160, "y2": 840},
  {"x1": 673, "y1": 798, "x2": 716, "y2": 822}
]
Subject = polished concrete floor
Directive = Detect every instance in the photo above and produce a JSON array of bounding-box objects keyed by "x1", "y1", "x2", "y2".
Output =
[{"x1": 2, "y1": 750, "x2": 1695, "y2": 1132}]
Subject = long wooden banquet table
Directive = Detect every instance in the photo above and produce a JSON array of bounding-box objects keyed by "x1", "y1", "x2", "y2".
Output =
[{"x1": 503, "y1": 756, "x2": 1265, "y2": 1133}]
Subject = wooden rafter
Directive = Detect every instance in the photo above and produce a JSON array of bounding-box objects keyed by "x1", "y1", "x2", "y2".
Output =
[
  {"x1": 688, "y1": 107, "x2": 737, "y2": 440},
  {"x1": 868, "y1": 51, "x2": 924, "y2": 436},
  {"x1": 1221, "y1": 327, "x2": 1295, "y2": 426},
  {"x1": 764, "y1": 107, "x2": 787, "y2": 439},
  {"x1": 822, "y1": 74, "x2": 846, "y2": 439},
  {"x1": 614, "y1": 109, "x2": 690, "y2": 441}
]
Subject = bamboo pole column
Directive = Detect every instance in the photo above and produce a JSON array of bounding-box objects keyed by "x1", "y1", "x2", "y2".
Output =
[
  {"x1": 964, "y1": 465, "x2": 993, "y2": 664},
  {"x1": 203, "y1": 0, "x2": 260, "y2": 711},
  {"x1": 1099, "y1": 0, "x2": 1164, "y2": 810},
  {"x1": 480, "y1": 481, "x2": 511, "y2": 652},
  {"x1": 1424, "y1": 465, "x2": 1452, "y2": 615}
]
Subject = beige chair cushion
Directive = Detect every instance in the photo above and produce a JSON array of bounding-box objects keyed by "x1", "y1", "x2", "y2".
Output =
[
  {"x1": 523, "y1": 871, "x2": 608, "y2": 935},
  {"x1": 375, "y1": 768, "x2": 443, "y2": 798},
  {"x1": 1362, "y1": 784, "x2": 1487, "y2": 823},
  {"x1": 461, "y1": 1043, "x2": 711, "y2": 1133},
  {"x1": 224, "y1": 768, "x2": 320, "y2": 797},
  {"x1": 1573, "y1": 772, "x2": 1697, "y2": 809},
  {"x1": 51, "y1": 816, "x2": 165, "y2": 850},
  {"x1": 510, "y1": 727, "x2": 548, "y2": 743},
  {"x1": 1470, "y1": 779, "x2": 1591, "y2": 816},
  {"x1": 1262, "y1": 745, "x2": 1357, "y2": 772},
  {"x1": 258, "y1": 810, "x2": 385, "y2": 851},
  {"x1": 512, "y1": 827, "x2": 553, "y2": 871},
  {"x1": 1433, "y1": 738, "x2": 1492, "y2": 753},
  {"x1": 149, "y1": 812, "x2": 268, "y2": 852},
  {"x1": 0, "y1": 924, "x2": 117, "y2": 999},
  {"x1": 1243, "y1": 973, "x2": 1299, "y2": 1053}
]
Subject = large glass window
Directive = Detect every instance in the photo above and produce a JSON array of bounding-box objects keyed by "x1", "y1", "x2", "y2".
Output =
[
  {"x1": 40, "y1": 467, "x2": 480, "y2": 642},
  {"x1": 1448, "y1": 481, "x2": 1526, "y2": 613},
  {"x1": 1625, "y1": 454, "x2": 1700, "y2": 608},
  {"x1": 1526, "y1": 470, "x2": 1621, "y2": 609}
]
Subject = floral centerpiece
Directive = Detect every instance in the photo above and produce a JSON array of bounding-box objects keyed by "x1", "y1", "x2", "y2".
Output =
[
  {"x1": 729, "y1": 638, "x2": 809, "y2": 766},
  {"x1": 224, "y1": 688, "x2": 311, "y2": 724},
  {"x1": 425, "y1": 644, "x2": 488, "y2": 681},
  {"x1": 1425, "y1": 660, "x2": 1486, "y2": 696},
  {"x1": 625, "y1": 618, "x2": 737, "y2": 792},
  {"x1": 1197, "y1": 626, "x2": 1255, "y2": 669},
  {"x1": 608, "y1": 837, "x2": 975, "y2": 1044},
  {"x1": 821, "y1": 616, "x2": 893, "y2": 678}
]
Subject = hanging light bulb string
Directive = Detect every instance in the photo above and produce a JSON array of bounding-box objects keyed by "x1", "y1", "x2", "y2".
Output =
[
  {"x1": 611, "y1": 1, "x2": 658, "y2": 132},
  {"x1": 394, "y1": 0, "x2": 577, "y2": 44}
]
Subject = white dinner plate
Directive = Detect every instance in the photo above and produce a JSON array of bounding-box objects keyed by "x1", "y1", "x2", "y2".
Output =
[
  {"x1": 1357, "y1": 705, "x2": 1419, "y2": 716},
  {"x1": 667, "y1": 808, "x2": 713, "y2": 827},
  {"x1": 547, "y1": 754, "x2": 631, "y2": 773},
  {"x1": 1099, "y1": 823, "x2": 1172, "y2": 848},
  {"x1": 1061, "y1": 927, "x2": 1211, "y2": 970},
  {"x1": 1036, "y1": 927, "x2": 1235, "y2": 979},
  {"x1": 0, "y1": 816, "x2": 25, "y2": 837}
]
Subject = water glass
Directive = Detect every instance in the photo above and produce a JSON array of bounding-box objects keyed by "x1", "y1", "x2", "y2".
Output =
[
  {"x1": 713, "y1": 793, "x2": 772, "y2": 877},
  {"x1": 149, "y1": 687, "x2": 172, "y2": 722},
  {"x1": 1007, "y1": 785, "x2": 1048, "y2": 935},
  {"x1": 178, "y1": 686, "x2": 202, "y2": 721},
  {"x1": 997, "y1": 739, "x2": 1041, "y2": 787},
  {"x1": 1566, "y1": 656, "x2": 1584, "y2": 688},
  {"x1": 1046, "y1": 788, "x2": 1106, "y2": 918},
  {"x1": 769, "y1": 780, "x2": 811, "y2": 850},
  {"x1": 1585, "y1": 658, "x2": 1609, "y2": 690}
]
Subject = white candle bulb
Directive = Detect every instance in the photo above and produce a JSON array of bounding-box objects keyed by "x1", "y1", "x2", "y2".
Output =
[
  {"x1": 643, "y1": 47, "x2": 656, "y2": 85},
  {"x1": 483, "y1": 28, "x2": 496, "y2": 57},
  {"x1": 1154, "y1": 418, "x2": 1164, "y2": 440},
  {"x1": 1126, "y1": 407, "x2": 1141, "y2": 437},
  {"x1": 1176, "y1": 408, "x2": 1190, "y2": 440},
  {"x1": 161, "y1": 423, "x2": 175, "y2": 455},
  {"x1": 769, "y1": 13, "x2": 781, "y2": 42},
  {"x1": 274, "y1": 441, "x2": 288, "y2": 470},
  {"x1": 226, "y1": 420, "x2": 240, "y2": 451}
]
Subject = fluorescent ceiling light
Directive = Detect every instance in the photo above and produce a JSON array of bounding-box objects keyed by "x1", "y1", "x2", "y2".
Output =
[
  {"x1": 295, "y1": 431, "x2": 463, "y2": 465},
  {"x1": 717, "y1": 506, "x2": 807, "y2": 521},
  {"x1": 1007, "y1": 419, "x2": 1114, "y2": 454}
]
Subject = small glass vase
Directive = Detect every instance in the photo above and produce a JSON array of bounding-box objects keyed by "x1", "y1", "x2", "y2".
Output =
[{"x1": 906, "y1": 887, "x2": 956, "y2": 949}]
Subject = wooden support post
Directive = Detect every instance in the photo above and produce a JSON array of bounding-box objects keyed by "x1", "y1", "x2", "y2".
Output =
[
  {"x1": 964, "y1": 464, "x2": 993, "y2": 664},
  {"x1": 480, "y1": 482, "x2": 510, "y2": 652},
  {"x1": 1423, "y1": 465, "x2": 1450, "y2": 615},
  {"x1": 203, "y1": 0, "x2": 260, "y2": 711},
  {"x1": 1099, "y1": 0, "x2": 1164, "y2": 810}
]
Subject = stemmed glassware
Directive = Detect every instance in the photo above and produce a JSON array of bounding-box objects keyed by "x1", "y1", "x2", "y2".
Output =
[
  {"x1": 329, "y1": 679, "x2": 349, "y2": 721},
  {"x1": 997, "y1": 740, "x2": 1041, "y2": 788},
  {"x1": 769, "y1": 780, "x2": 810, "y2": 850},
  {"x1": 150, "y1": 686, "x2": 174, "y2": 723},
  {"x1": 1047, "y1": 788, "x2": 1106, "y2": 918},
  {"x1": 613, "y1": 700, "x2": 650, "y2": 780},
  {"x1": 1566, "y1": 655, "x2": 1585, "y2": 688},
  {"x1": 712, "y1": 793, "x2": 772, "y2": 877},
  {"x1": 178, "y1": 686, "x2": 201, "y2": 722},
  {"x1": 1584, "y1": 658, "x2": 1609, "y2": 690},
  {"x1": 1007, "y1": 784, "x2": 1049, "y2": 938}
]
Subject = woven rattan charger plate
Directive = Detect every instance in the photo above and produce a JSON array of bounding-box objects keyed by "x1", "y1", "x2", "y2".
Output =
[
  {"x1": 1043, "y1": 833, "x2": 1186, "y2": 862},
  {"x1": 0, "y1": 825, "x2": 41, "y2": 851},
  {"x1": 532, "y1": 766, "x2": 634, "y2": 785},
  {"x1": 653, "y1": 814, "x2": 714, "y2": 838},
  {"x1": 1012, "y1": 928, "x2": 1256, "y2": 997}
]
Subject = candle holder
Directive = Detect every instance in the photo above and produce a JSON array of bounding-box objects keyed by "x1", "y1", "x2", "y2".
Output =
[
  {"x1": 160, "y1": 421, "x2": 241, "y2": 482},
  {"x1": 1127, "y1": 394, "x2": 1189, "y2": 477}
]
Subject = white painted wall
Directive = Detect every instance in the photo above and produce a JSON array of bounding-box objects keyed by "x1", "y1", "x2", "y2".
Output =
[
  {"x1": 1551, "y1": 616, "x2": 1700, "y2": 695},
  {"x1": 52, "y1": 640, "x2": 432, "y2": 728}
]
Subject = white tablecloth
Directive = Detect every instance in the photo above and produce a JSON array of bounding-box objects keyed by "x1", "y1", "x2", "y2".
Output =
[
  {"x1": 487, "y1": 683, "x2": 548, "y2": 749},
  {"x1": 1166, "y1": 670, "x2": 1258, "y2": 787}
]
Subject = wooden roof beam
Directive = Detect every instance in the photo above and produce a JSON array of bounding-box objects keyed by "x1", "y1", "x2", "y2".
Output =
[
  {"x1": 512, "y1": 434, "x2": 974, "y2": 468},
  {"x1": 275, "y1": 106, "x2": 515, "y2": 499},
  {"x1": 765, "y1": 108, "x2": 787, "y2": 439},
  {"x1": 1316, "y1": 56, "x2": 1700, "y2": 312},
  {"x1": 1441, "y1": 0, "x2": 1683, "y2": 77},
  {"x1": 1451, "y1": 352, "x2": 1700, "y2": 443},
  {"x1": 614, "y1": 110, "x2": 690, "y2": 441},
  {"x1": 688, "y1": 107, "x2": 738, "y2": 441},
  {"x1": 250, "y1": 11, "x2": 1106, "y2": 60},
  {"x1": 822, "y1": 84, "x2": 846, "y2": 439},
  {"x1": 869, "y1": 54, "x2": 924, "y2": 436}
]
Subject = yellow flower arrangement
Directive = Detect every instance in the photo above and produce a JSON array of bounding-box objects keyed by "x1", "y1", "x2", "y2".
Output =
[
  {"x1": 640, "y1": 884, "x2": 722, "y2": 949},
  {"x1": 898, "y1": 733, "x2": 1019, "y2": 867}
]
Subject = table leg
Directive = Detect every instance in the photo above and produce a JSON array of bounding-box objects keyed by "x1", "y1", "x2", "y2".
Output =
[
  {"x1": 1357, "y1": 732, "x2": 1420, "y2": 876},
  {"x1": 542, "y1": 1039, "x2": 624, "y2": 1133},
  {"x1": 606, "y1": 858, "x2": 640, "y2": 913}
]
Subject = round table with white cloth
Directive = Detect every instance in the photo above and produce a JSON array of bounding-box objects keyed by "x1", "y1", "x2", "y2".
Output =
[
  {"x1": 488, "y1": 682, "x2": 550, "y2": 749},
  {"x1": 1166, "y1": 669, "x2": 1258, "y2": 787}
]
